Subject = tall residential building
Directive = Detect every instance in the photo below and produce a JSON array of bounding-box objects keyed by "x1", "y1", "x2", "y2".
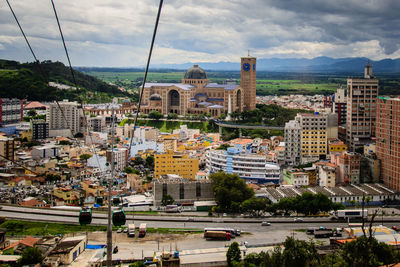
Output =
[
  {"x1": 332, "y1": 87, "x2": 347, "y2": 125},
  {"x1": 31, "y1": 120, "x2": 49, "y2": 140},
  {"x1": 206, "y1": 146, "x2": 281, "y2": 184},
  {"x1": 155, "y1": 151, "x2": 199, "y2": 180},
  {"x1": 297, "y1": 113, "x2": 328, "y2": 163},
  {"x1": 376, "y1": 97, "x2": 400, "y2": 190},
  {"x1": 0, "y1": 98, "x2": 23, "y2": 127},
  {"x1": 87, "y1": 116, "x2": 105, "y2": 133},
  {"x1": 0, "y1": 138, "x2": 14, "y2": 162},
  {"x1": 241, "y1": 55, "x2": 257, "y2": 110},
  {"x1": 46, "y1": 100, "x2": 81, "y2": 137},
  {"x1": 284, "y1": 120, "x2": 301, "y2": 165},
  {"x1": 106, "y1": 148, "x2": 128, "y2": 171},
  {"x1": 346, "y1": 63, "x2": 378, "y2": 151}
]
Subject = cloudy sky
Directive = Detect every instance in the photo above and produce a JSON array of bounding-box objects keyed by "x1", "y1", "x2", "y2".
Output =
[{"x1": 1, "y1": 0, "x2": 399, "y2": 67}]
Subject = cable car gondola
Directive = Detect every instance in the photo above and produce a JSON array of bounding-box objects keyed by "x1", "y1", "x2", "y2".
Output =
[
  {"x1": 112, "y1": 196, "x2": 121, "y2": 206},
  {"x1": 112, "y1": 209, "x2": 126, "y2": 227},
  {"x1": 96, "y1": 197, "x2": 103, "y2": 206},
  {"x1": 79, "y1": 207, "x2": 92, "y2": 225}
]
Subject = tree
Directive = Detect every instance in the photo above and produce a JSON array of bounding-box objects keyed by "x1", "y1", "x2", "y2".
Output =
[
  {"x1": 209, "y1": 172, "x2": 254, "y2": 213},
  {"x1": 226, "y1": 242, "x2": 241, "y2": 266},
  {"x1": 27, "y1": 109, "x2": 37, "y2": 117},
  {"x1": 148, "y1": 111, "x2": 163, "y2": 120},
  {"x1": 167, "y1": 113, "x2": 178, "y2": 120},
  {"x1": 161, "y1": 194, "x2": 174, "y2": 206},
  {"x1": 79, "y1": 153, "x2": 92, "y2": 161},
  {"x1": 145, "y1": 155, "x2": 154, "y2": 169},
  {"x1": 216, "y1": 144, "x2": 232, "y2": 150},
  {"x1": 17, "y1": 247, "x2": 43, "y2": 266},
  {"x1": 59, "y1": 140, "x2": 72, "y2": 146},
  {"x1": 241, "y1": 197, "x2": 270, "y2": 217},
  {"x1": 124, "y1": 166, "x2": 140, "y2": 175},
  {"x1": 74, "y1": 132, "x2": 84, "y2": 138},
  {"x1": 133, "y1": 156, "x2": 144, "y2": 166}
]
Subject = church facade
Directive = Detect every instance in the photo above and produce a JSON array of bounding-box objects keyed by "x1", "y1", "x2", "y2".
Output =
[{"x1": 140, "y1": 56, "x2": 256, "y2": 117}]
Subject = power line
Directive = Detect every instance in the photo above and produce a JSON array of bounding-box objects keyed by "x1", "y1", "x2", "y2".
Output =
[
  {"x1": 49, "y1": 0, "x2": 102, "y2": 169},
  {"x1": 50, "y1": 0, "x2": 78, "y2": 89},
  {"x1": 0, "y1": 154, "x2": 40, "y2": 176},
  {"x1": 5, "y1": 0, "x2": 100, "y2": 172},
  {"x1": 5, "y1": 0, "x2": 39, "y2": 63},
  {"x1": 128, "y1": 0, "x2": 164, "y2": 159}
]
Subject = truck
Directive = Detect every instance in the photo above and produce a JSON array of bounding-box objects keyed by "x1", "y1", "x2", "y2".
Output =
[
  {"x1": 204, "y1": 230, "x2": 231, "y2": 240},
  {"x1": 139, "y1": 223, "x2": 147, "y2": 238},
  {"x1": 127, "y1": 223, "x2": 135, "y2": 237},
  {"x1": 204, "y1": 228, "x2": 240, "y2": 237},
  {"x1": 337, "y1": 210, "x2": 368, "y2": 219}
]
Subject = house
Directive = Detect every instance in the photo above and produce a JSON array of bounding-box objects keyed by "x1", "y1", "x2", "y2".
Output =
[
  {"x1": 49, "y1": 236, "x2": 87, "y2": 265},
  {"x1": 18, "y1": 197, "x2": 46, "y2": 207},
  {"x1": 3, "y1": 236, "x2": 40, "y2": 255}
]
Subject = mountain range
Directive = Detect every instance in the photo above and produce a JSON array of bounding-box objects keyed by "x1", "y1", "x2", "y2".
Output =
[{"x1": 150, "y1": 57, "x2": 400, "y2": 73}]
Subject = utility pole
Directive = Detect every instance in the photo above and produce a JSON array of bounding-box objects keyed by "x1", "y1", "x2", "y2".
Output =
[{"x1": 107, "y1": 107, "x2": 115, "y2": 266}]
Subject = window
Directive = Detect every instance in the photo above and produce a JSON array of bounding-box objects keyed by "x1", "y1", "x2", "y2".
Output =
[
  {"x1": 196, "y1": 183, "x2": 201, "y2": 197},
  {"x1": 179, "y1": 183, "x2": 184, "y2": 199}
]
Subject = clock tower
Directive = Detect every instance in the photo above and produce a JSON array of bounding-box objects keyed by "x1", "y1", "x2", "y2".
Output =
[{"x1": 240, "y1": 54, "x2": 256, "y2": 111}]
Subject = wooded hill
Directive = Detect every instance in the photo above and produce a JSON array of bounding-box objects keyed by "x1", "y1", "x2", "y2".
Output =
[{"x1": 0, "y1": 59, "x2": 132, "y2": 102}]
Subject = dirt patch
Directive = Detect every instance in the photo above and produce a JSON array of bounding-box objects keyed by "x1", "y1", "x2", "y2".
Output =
[{"x1": 88, "y1": 231, "x2": 202, "y2": 243}]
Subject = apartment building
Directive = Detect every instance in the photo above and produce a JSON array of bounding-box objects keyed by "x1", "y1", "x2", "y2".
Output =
[
  {"x1": 87, "y1": 116, "x2": 105, "y2": 133},
  {"x1": 46, "y1": 100, "x2": 81, "y2": 137},
  {"x1": 0, "y1": 138, "x2": 14, "y2": 162},
  {"x1": 376, "y1": 97, "x2": 400, "y2": 190},
  {"x1": 155, "y1": 150, "x2": 199, "y2": 180},
  {"x1": 31, "y1": 120, "x2": 49, "y2": 140},
  {"x1": 206, "y1": 146, "x2": 281, "y2": 184},
  {"x1": 297, "y1": 113, "x2": 328, "y2": 163},
  {"x1": 106, "y1": 148, "x2": 128, "y2": 171},
  {"x1": 0, "y1": 98, "x2": 23, "y2": 127},
  {"x1": 346, "y1": 63, "x2": 378, "y2": 151},
  {"x1": 315, "y1": 162, "x2": 338, "y2": 187},
  {"x1": 332, "y1": 87, "x2": 347, "y2": 125},
  {"x1": 331, "y1": 151, "x2": 361, "y2": 185},
  {"x1": 284, "y1": 120, "x2": 301, "y2": 165}
]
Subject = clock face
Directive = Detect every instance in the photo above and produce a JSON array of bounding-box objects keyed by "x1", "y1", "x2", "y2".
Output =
[
  {"x1": 243, "y1": 63, "x2": 250, "y2": 71},
  {"x1": 253, "y1": 64, "x2": 256, "y2": 71}
]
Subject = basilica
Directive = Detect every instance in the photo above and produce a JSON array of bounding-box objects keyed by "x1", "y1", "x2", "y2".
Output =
[{"x1": 140, "y1": 56, "x2": 257, "y2": 117}]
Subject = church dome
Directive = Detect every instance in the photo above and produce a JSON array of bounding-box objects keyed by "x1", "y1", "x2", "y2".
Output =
[
  {"x1": 184, "y1": 64, "x2": 207, "y2": 79},
  {"x1": 149, "y1": 93, "x2": 162, "y2": 101}
]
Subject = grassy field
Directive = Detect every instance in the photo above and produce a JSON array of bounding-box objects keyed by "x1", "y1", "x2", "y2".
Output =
[
  {"x1": 120, "y1": 119, "x2": 215, "y2": 133},
  {"x1": 0, "y1": 220, "x2": 202, "y2": 236},
  {"x1": 256, "y1": 79, "x2": 341, "y2": 95}
]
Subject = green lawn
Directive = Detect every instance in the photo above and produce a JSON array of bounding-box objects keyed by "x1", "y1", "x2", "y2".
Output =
[{"x1": 0, "y1": 220, "x2": 201, "y2": 236}]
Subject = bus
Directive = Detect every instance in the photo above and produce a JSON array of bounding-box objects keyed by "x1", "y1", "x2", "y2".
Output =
[{"x1": 165, "y1": 205, "x2": 182, "y2": 213}]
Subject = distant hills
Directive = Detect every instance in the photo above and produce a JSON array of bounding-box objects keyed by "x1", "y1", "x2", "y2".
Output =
[
  {"x1": 150, "y1": 57, "x2": 400, "y2": 73},
  {"x1": 0, "y1": 59, "x2": 131, "y2": 102}
]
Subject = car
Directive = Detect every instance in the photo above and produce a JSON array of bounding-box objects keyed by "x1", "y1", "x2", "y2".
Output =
[
  {"x1": 187, "y1": 217, "x2": 195, "y2": 222},
  {"x1": 294, "y1": 218, "x2": 304, "y2": 222},
  {"x1": 116, "y1": 228, "x2": 122, "y2": 233},
  {"x1": 392, "y1": 226, "x2": 399, "y2": 231},
  {"x1": 123, "y1": 228, "x2": 128, "y2": 233},
  {"x1": 261, "y1": 222, "x2": 271, "y2": 226}
]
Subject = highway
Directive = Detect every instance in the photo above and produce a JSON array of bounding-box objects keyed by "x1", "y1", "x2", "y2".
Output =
[{"x1": 2, "y1": 205, "x2": 400, "y2": 250}]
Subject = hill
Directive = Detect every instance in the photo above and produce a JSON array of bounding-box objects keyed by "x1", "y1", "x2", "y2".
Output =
[
  {"x1": 148, "y1": 56, "x2": 400, "y2": 73},
  {"x1": 0, "y1": 59, "x2": 133, "y2": 102}
]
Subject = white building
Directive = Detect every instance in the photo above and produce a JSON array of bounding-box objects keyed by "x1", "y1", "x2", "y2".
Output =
[
  {"x1": 46, "y1": 100, "x2": 81, "y2": 137},
  {"x1": 206, "y1": 146, "x2": 281, "y2": 184},
  {"x1": 106, "y1": 148, "x2": 128, "y2": 171},
  {"x1": 31, "y1": 145, "x2": 59, "y2": 159},
  {"x1": 284, "y1": 120, "x2": 301, "y2": 165},
  {"x1": 87, "y1": 116, "x2": 105, "y2": 133},
  {"x1": 85, "y1": 132, "x2": 107, "y2": 145},
  {"x1": 292, "y1": 172, "x2": 309, "y2": 186},
  {"x1": 172, "y1": 125, "x2": 200, "y2": 140}
]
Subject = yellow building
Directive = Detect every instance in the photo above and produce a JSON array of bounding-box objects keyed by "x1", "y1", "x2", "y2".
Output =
[
  {"x1": 81, "y1": 180, "x2": 104, "y2": 198},
  {"x1": 328, "y1": 139, "x2": 347, "y2": 153},
  {"x1": 154, "y1": 151, "x2": 199, "y2": 180},
  {"x1": 53, "y1": 187, "x2": 81, "y2": 205},
  {"x1": 162, "y1": 137, "x2": 178, "y2": 152}
]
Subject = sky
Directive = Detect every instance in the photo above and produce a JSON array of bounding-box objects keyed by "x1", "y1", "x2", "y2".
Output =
[{"x1": 0, "y1": 0, "x2": 399, "y2": 67}]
